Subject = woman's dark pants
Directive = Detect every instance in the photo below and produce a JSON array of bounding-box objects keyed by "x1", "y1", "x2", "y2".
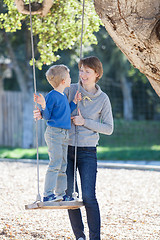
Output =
[{"x1": 66, "y1": 146, "x2": 101, "y2": 240}]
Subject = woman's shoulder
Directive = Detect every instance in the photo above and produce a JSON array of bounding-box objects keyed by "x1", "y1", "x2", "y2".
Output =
[
  {"x1": 101, "y1": 90, "x2": 109, "y2": 98},
  {"x1": 64, "y1": 84, "x2": 78, "y2": 100},
  {"x1": 96, "y1": 85, "x2": 109, "y2": 100},
  {"x1": 99, "y1": 90, "x2": 111, "y2": 105},
  {"x1": 65, "y1": 83, "x2": 78, "y2": 93},
  {"x1": 70, "y1": 83, "x2": 79, "y2": 90}
]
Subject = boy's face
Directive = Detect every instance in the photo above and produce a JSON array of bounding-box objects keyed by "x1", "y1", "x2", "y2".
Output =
[
  {"x1": 79, "y1": 65, "x2": 99, "y2": 87},
  {"x1": 64, "y1": 71, "x2": 71, "y2": 88}
]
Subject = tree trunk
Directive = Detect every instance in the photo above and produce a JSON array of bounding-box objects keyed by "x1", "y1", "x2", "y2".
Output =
[
  {"x1": 14, "y1": 0, "x2": 53, "y2": 16},
  {"x1": 0, "y1": 75, "x2": 3, "y2": 91},
  {"x1": 0, "y1": 63, "x2": 11, "y2": 91},
  {"x1": 5, "y1": 32, "x2": 34, "y2": 148},
  {"x1": 94, "y1": 0, "x2": 160, "y2": 96},
  {"x1": 120, "y1": 76, "x2": 133, "y2": 120},
  {"x1": 0, "y1": 64, "x2": 3, "y2": 91}
]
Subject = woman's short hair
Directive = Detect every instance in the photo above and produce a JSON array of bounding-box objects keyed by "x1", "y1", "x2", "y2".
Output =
[{"x1": 78, "y1": 56, "x2": 103, "y2": 82}]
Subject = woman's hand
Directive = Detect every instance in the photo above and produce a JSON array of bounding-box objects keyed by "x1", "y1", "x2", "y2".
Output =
[
  {"x1": 33, "y1": 107, "x2": 42, "y2": 120},
  {"x1": 71, "y1": 109, "x2": 85, "y2": 126},
  {"x1": 73, "y1": 91, "x2": 82, "y2": 104},
  {"x1": 34, "y1": 93, "x2": 46, "y2": 109}
]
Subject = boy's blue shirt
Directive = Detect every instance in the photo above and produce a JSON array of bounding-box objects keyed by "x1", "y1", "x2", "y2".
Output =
[{"x1": 41, "y1": 89, "x2": 76, "y2": 129}]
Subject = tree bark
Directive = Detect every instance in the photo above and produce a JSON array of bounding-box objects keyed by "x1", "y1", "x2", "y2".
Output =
[{"x1": 94, "y1": 0, "x2": 160, "y2": 96}]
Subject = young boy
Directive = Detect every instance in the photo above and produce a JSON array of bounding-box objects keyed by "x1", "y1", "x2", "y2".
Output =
[{"x1": 34, "y1": 64, "x2": 80, "y2": 202}]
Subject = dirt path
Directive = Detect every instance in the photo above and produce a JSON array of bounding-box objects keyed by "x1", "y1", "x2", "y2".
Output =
[{"x1": 0, "y1": 161, "x2": 160, "y2": 239}]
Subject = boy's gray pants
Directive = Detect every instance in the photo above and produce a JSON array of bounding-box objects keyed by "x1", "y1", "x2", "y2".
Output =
[{"x1": 44, "y1": 126, "x2": 69, "y2": 197}]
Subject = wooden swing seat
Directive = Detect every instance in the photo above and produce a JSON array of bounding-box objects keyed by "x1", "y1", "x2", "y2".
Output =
[{"x1": 25, "y1": 200, "x2": 84, "y2": 210}]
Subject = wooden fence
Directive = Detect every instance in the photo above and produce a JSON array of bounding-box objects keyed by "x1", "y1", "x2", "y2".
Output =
[{"x1": 0, "y1": 91, "x2": 46, "y2": 148}]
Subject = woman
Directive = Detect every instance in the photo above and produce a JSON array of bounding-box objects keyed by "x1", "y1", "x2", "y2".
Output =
[{"x1": 64, "y1": 56, "x2": 113, "y2": 240}]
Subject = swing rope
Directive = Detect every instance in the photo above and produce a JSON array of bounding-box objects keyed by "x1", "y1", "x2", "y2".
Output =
[
  {"x1": 28, "y1": 0, "x2": 85, "y2": 203},
  {"x1": 73, "y1": 0, "x2": 85, "y2": 199},
  {"x1": 29, "y1": 0, "x2": 41, "y2": 202}
]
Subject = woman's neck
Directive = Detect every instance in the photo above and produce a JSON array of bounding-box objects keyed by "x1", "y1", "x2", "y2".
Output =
[{"x1": 82, "y1": 83, "x2": 97, "y2": 94}]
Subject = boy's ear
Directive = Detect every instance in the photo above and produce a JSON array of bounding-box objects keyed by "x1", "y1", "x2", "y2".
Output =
[{"x1": 61, "y1": 79, "x2": 65, "y2": 85}]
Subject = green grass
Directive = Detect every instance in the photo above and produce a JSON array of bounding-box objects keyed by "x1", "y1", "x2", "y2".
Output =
[
  {"x1": 0, "y1": 147, "x2": 48, "y2": 160},
  {"x1": 0, "y1": 145, "x2": 160, "y2": 161},
  {"x1": 97, "y1": 146, "x2": 160, "y2": 160},
  {"x1": 0, "y1": 120, "x2": 160, "y2": 161}
]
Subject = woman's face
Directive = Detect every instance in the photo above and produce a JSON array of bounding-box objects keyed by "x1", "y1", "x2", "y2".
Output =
[{"x1": 79, "y1": 65, "x2": 99, "y2": 87}]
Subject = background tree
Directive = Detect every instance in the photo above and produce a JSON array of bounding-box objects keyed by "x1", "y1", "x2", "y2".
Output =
[
  {"x1": 0, "y1": 0, "x2": 160, "y2": 149},
  {"x1": 0, "y1": 0, "x2": 102, "y2": 148},
  {"x1": 0, "y1": 56, "x2": 12, "y2": 91}
]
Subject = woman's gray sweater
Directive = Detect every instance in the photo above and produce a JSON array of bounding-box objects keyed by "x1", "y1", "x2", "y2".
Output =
[{"x1": 65, "y1": 83, "x2": 114, "y2": 147}]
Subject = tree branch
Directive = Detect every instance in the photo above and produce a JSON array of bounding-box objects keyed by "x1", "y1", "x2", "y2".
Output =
[
  {"x1": 94, "y1": 0, "x2": 160, "y2": 96},
  {"x1": 14, "y1": 0, "x2": 53, "y2": 17}
]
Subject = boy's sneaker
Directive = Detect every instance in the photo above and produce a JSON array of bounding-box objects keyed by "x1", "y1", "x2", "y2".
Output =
[
  {"x1": 62, "y1": 195, "x2": 75, "y2": 201},
  {"x1": 43, "y1": 194, "x2": 62, "y2": 202}
]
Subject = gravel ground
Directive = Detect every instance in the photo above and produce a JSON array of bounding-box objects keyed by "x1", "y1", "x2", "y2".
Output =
[{"x1": 0, "y1": 161, "x2": 160, "y2": 240}]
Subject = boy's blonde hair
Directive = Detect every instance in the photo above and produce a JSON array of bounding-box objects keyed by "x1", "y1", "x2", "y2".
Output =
[
  {"x1": 78, "y1": 56, "x2": 103, "y2": 82},
  {"x1": 46, "y1": 64, "x2": 69, "y2": 88}
]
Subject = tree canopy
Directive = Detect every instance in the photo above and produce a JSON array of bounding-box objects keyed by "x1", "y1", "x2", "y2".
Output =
[{"x1": 0, "y1": 0, "x2": 102, "y2": 69}]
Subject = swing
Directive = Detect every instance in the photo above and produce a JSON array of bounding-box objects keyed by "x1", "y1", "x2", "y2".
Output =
[{"x1": 14, "y1": 0, "x2": 85, "y2": 210}]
